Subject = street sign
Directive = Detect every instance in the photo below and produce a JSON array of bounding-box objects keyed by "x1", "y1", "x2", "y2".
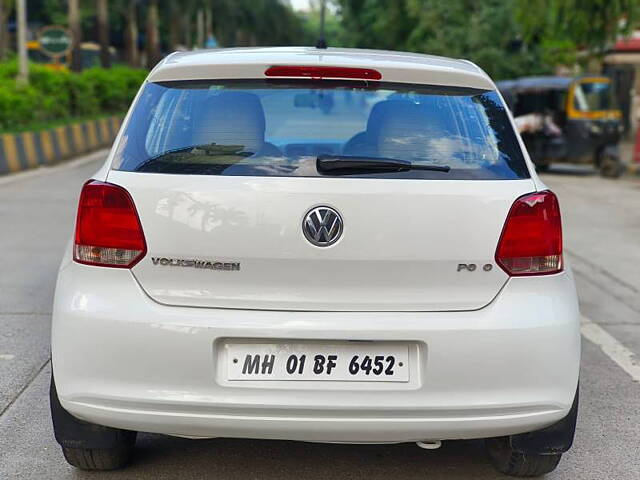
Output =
[{"x1": 37, "y1": 25, "x2": 73, "y2": 58}]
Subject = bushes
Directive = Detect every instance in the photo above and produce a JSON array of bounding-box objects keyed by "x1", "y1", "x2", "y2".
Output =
[
  {"x1": 79, "y1": 67, "x2": 146, "y2": 113},
  {"x1": 0, "y1": 61, "x2": 147, "y2": 131},
  {"x1": 0, "y1": 83, "x2": 41, "y2": 129}
]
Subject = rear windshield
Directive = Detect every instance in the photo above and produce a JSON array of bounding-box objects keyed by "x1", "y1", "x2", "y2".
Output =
[{"x1": 113, "y1": 80, "x2": 529, "y2": 180}]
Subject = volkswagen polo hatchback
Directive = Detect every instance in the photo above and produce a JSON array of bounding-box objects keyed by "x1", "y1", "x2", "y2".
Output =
[{"x1": 50, "y1": 47, "x2": 580, "y2": 477}]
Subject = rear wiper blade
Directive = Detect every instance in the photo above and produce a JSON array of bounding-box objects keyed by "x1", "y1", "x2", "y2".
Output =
[
  {"x1": 316, "y1": 155, "x2": 450, "y2": 175},
  {"x1": 134, "y1": 143, "x2": 252, "y2": 171}
]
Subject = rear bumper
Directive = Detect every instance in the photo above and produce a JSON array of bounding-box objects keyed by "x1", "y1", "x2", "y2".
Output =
[{"x1": 52, "y1": 259, "x2": 580, "y2": 443}]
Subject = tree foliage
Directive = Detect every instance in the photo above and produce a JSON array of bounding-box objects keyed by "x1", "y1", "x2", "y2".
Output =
[
  {"x1": 0, "y1": 60, "x2": 146, "y2": 130},
  {"x1": 209, "y1": 0, "x2": 307, "y2": 47},
  {"x1": 335, "y1": 0, "x2": 639, "y2": 79},
  {"x1": 336, "y1": 0, "x2": 549, "y2": 79},
  {"x1": 12, "y1": 0, "x2": 640, "y2": 78},
  {"x1": 25, "y1": 0, "x2": 307, "y2": 53},
  {"x1": 515, "y1": 0, "x2": 640, "y2": 67},
  {"x1": 517, "y1": 0, "x2": 639, "y2": 52}
]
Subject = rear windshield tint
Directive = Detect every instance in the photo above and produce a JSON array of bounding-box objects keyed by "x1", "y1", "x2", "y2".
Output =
[{"x1": 113, "y1": 80, "x2": 529, "y2": 180}]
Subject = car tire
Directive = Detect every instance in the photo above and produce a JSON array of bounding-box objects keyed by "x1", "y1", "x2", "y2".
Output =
[
  {"x1": 485, "y1": 436, "x2": 562, "y2": 477},
  {"x1": 50, "y1": 372, "x2": 137, "y2": 471},
  {"x1": 61, "y1": 440, "x2": 136, "y2": 471}
]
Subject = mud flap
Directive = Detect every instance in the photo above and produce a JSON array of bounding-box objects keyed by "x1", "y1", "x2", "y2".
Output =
[
  {"x1": 50, "y1": 371, "x2": 136, "y2": 449},
  {"x1": 510, "y1": 387, "x2": 579, "y2": 455}
]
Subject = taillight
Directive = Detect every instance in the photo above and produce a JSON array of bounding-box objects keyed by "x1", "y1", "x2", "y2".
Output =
[
  {"x1": 265, "y1": 65, "x2": 382, "y2": 80},
  {"x1": 73, "y1": 180, "x2": 146, "y2": 268},
  {"x1": 495, "y1": 191, "x2": 562, "y2": 276}
]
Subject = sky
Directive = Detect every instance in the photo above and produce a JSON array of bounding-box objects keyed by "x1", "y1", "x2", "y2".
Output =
[
  {"x1": 288, "y1": 0, "x2": 337, "y2": 13},
  {"x1": 289, "y1": 0, "x2": 313, "y2": 11}
]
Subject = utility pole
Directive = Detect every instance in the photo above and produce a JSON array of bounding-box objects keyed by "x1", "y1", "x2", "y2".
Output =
[
  {"x1": 97, "y1": 0, "x2": 111, "y2": 68},
  {"x1": 68, "y1": 0, "x2": 82, "y2": 72},
  {"x1": 16, "y1": 0, "x2": 28, "y2": 85}
]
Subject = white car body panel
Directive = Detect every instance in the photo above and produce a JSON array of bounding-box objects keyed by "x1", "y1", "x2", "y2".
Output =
[
  {"x1": 52, "y1": 257, "x2": 580, "y2": 443},
  {"x1": 108, "y1": 170, "x2": 534, "y2": 311},
  {"x1": 149, "y1": 47, "x2": 495, "y2": 90},
  {"x1": 52, "y1": 47, "x2": 580, "y2": 445}
]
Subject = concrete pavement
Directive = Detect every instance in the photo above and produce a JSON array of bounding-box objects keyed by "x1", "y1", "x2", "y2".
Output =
[{"x1": 1, "y1": 157, "x2": 639, "y2": 479}]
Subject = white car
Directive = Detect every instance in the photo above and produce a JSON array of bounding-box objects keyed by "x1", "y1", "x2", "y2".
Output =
[{"x1": 50, "y1": 47, "x2": 580, "y2": 477}]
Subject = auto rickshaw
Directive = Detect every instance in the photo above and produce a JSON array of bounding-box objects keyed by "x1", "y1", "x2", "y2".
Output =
[{"x1": 497, "y1": 76, "x2": 624, "y2": 177}]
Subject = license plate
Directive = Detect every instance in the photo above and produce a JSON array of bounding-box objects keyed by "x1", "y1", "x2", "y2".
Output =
[{"x1": 226, "y1": 343, "x2": 409, "y2": 382}]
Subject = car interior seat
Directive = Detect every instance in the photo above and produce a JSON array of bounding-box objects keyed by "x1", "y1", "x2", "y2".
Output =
[{"x1": 190, "y1": 91, "x2": 282, "y2": 157}]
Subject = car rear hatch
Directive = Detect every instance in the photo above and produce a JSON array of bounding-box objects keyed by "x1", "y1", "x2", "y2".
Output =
[
  {"x1": 104, "y1": 72, "x2": 536, "y2": 312},
  {"x1": 108, "y1": 172, "x2": 535, "y2": 311}
]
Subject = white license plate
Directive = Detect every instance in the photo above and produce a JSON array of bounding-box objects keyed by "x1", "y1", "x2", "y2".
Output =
[{"x1": 226, "y1": 343, "x2": 409, "y2": 382}]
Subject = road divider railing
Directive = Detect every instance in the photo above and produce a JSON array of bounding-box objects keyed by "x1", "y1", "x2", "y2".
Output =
[{"x1": 0, "y1": 116, "x2": 123, "y2": 175}]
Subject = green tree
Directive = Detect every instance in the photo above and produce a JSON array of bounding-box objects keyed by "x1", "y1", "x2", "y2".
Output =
[
  {"x1": 0, "y1": 0, "x2": 13, "y2": 60},
  {"x1": 68, "y1": 0, "x2": 82, "y2": 71},
  {"x1": 124, "y1": 0, "x2": 139, "y2": 67},
  {"x1": 300, "y1": 2, "x2": 346, "y2": 47},
  {"x1": 516, "y1": 0, "x2": 640, "y2": 67},
  {"x1": 337, "y1": 0, "x2": 640, "y2": 78},
  {"x1": 20, "y1": 0, "x2": 311, "y2": 68},
  {"x1": 210, "y1": 0, "x2": 307, "y2": 47},
  {"x1": 145, "y1": 0, "x2": 160, "y2": 66},
  {"x1": 339, "y1": 0, "x2": 416, "y2": 51},
  {"x1": 517, "y1": 0, "x2": 639, "y2": 53},
  {"x1": 97, "y1": 0, "x2": 111, "y2": 67},
  {"x1": 336, "y1": 0, "x2": 548, "y2": 79}
]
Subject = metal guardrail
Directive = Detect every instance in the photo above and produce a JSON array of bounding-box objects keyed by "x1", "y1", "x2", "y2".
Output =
[{"x1": 0, "y1": 116, "x2": 122, "y2": 175}]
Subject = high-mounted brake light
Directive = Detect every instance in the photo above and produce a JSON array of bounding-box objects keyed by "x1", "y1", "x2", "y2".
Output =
[
  {"x1": 265, "y1": 65, "x2": 382, "y2": 80},
  {"x1": 74, "y1": 180, "x2": 146, "y2": 268},
  {"x1": 495, "y1": 191, "x2": 562, "y2": 276}
]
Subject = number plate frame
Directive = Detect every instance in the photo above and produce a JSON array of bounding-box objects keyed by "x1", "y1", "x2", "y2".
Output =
[{"x1": 225, "y1": 342, "x2": 410, "y2": 382}]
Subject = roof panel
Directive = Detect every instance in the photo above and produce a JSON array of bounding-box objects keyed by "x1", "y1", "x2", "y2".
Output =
[{"x1": 147, "y1": 47, "x2": 495, "y2": 90}]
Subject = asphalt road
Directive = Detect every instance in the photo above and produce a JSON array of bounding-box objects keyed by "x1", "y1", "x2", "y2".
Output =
[{"x1": 1, "y1": 156, "x2": 639, "y2": 479}]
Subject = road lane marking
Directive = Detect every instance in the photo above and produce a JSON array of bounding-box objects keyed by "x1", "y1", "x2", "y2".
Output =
[
  {"x1": 582, "y1": 316, "x2": 640, "y2": 382},
  {"x1": 0, "y1": 354, "x2": 15, "y2": 360}
]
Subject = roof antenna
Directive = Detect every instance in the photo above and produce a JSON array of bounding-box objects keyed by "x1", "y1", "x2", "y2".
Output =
[{"x1": 316, "y1": 0, "x2": 327, "y2": 49}]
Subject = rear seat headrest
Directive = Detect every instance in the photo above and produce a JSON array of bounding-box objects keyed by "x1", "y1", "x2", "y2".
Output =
[
  {"x1": 191, "y1": 91, "x2": 266, "y2": 154},
  {"x1": 365, "y1": 100, "x2": 413, "y2": 138},
  {"x1": 371, "y1": 100, "x2": 435, "y2": 160}
]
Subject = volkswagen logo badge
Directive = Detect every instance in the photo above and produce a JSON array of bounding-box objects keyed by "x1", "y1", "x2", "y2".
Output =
[{"x1": 303, "y1": 206, "x2": 343, "y2": 247}]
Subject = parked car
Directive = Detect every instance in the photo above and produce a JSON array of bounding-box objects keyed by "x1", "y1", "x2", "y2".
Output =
[
  {"x1": 50, "y1": 47, "x2": 580, "y2": 477},
  {"x1": 497, "y1": 76, "x2": 624, "y2": 177}
]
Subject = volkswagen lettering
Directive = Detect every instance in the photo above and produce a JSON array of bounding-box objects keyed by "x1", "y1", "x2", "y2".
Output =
[{"x1": 51, "y1": 47, "x2": 580, "y2": 477}]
